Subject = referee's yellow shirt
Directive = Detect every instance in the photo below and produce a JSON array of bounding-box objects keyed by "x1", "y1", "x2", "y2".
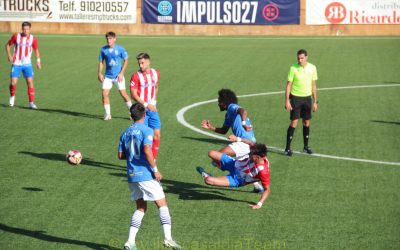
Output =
[{"x1": 287, "y1": 63, "x2": 318, "y2": 97}]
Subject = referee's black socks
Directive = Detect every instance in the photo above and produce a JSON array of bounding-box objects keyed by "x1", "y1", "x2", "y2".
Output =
[
  {"x1": 286, "y1": 126, "x2": 295, "y2": 150},
  {"x1": 303, "y1": 126, "x2": 310, "y2": 148}
]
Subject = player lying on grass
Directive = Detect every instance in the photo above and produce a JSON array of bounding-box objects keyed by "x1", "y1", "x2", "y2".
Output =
[{"x1": 196, "y1": 143, "x2": 271, "y2": 210}]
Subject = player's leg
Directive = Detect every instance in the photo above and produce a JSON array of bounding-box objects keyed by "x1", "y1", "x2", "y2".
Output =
[
  {"x1": 116, "y1": 77, "x2": 133, "y2": 111},
  {"x1": 9, "y1": 65, "x2": 21, "y2": 107},
  {"x1": 152, "y1": 129, "x2": 161, "y2": 159},
  {"x1": 102, "y1": 78, "x2": 112, "y2": 120},
  {"x1": 26, "y1": 77, "x2": 37, "y2": 109},
  {"x1": 204, "y1": 176, "x2": 231, "y2": 187},
  {"x1": 125, "y1": 183, "x2": 147, "y2": 250},
  {"x1": 208, "y1": 150, "x2": 223, "y2": 168},
  {"x1": 285, "y1": 96, "x2": 301, "y2": 156},
  {"x1": 218, "y1": 145, "x2": 236, "y2": 157},
  {"x1": 301, "y1": 97, "x2": 313, "y2": 154}
]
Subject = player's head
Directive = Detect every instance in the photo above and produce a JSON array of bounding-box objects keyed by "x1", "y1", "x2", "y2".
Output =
[
  {"x1": 218, "y1": 89, "x2": 238, "y2": 111},
  {"x1": 130, "y1": 103, "x2": 146, "y2": 121},
  {"x1": 297, "y1": 49, "x2": 308, "y2": 66},
  {"x1": 136, "y1": 52, "x2": 151, "y2": 72},
  {"x1": 21, "y1": 22, "x2": 31, "y2": 36},
  {"x1": 105, "y1": 31, "x2": 117, "y2": 47},
  {"x1": 249, "y1": 144, "x2": 267, "y2": 162}
]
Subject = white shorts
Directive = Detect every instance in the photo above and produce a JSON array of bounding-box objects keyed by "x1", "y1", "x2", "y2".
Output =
[
  {"x1": 128, "y1": 180, "x2": 165, "y2": 201},
  {"x1": 229, "y1": 141, "x2": 251, "y2": 158},
  {"x1": 102, "y1": 76, "x2": 126, "y2": 90}
]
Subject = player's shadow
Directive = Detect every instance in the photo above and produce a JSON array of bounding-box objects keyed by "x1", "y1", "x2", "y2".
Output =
[
  {"x1": 18, "y1": 107, "x2": 128, "y2": 121},
  {"x1": 370, "y1": 120, "x2": 400, "y2": 125},
  {"x1": 181, "y1": 136, "x2": 228, "y2": 146},
  {"x1": 22, "y1": 187, "x2": 44, "y2": 192},
  {"x1": 161, "y1": 179, "x2": 252, "y2": 203},
  {"x1": 18, "y1": 151, "x2": 124, "y2": 171},
  {"x1": 0, "y1": 223, "x2": 118, "y2": 250}
]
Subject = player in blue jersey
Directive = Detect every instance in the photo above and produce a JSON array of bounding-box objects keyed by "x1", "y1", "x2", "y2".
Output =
[
  {"x1": 118, "y1": 103, "x2": 182, "y2": 250},
  {"x1": 201, "y1": 89, "x2": 263, "y2": 192},
  {"x1": 98, "y1": 31, "x2": 132, "y2": 120}
]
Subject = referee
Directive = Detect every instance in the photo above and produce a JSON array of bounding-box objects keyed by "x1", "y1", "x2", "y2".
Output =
[{"x1": 284, "y1": 49, "x2": 318, "y2": 156}]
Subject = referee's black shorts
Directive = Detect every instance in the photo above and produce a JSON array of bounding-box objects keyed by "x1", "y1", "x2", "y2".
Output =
[{"x1": 289, "y1": 94, "x2": 312, "y2": 120}]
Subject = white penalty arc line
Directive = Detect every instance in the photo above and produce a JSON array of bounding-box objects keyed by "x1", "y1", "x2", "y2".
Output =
[{"x1": 176, "y1": 84, "x2": 400, "y2": 166}]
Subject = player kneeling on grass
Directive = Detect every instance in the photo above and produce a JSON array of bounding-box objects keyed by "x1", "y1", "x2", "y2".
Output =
[
  {"x1": 118, "y1": 103, "x2": 182, "y2": 250},
  {"x1": 197, "y1": 143, "x2": 270, "y2": 209}
]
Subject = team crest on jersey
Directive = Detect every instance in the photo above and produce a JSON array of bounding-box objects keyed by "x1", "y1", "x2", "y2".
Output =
[
  {"x1": 108, "y1": 48, "x2": 113, "y2": 53},
  {"x1": 115, "y1": 50, "x2": 119, "y2": 55},
  {"x1": 148, "y1": 135, "x2": 153, "y2": 141}
]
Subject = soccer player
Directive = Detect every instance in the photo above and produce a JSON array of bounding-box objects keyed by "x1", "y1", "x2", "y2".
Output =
[
  {"x1": 98, "y1": 31, "x2": 132, "y2": 120},
  {"x1": 201, "y1": 89, "x2": 263, "y2": 192},
  {"x1": 6, "y1": 21, "x2": 41, "y2": 109},
  {"x1": 130, "y1": 53, "x2": 161, "y2": 159},
  {"x1": 118, "y1": 103, "x2": 182, "y2": 250},
  {"x1": 196, "y1": 143, "x2": 271, "y2": 210},
  {"x1": 284, "y1": 49, "x2": 318, "y2": 156}
]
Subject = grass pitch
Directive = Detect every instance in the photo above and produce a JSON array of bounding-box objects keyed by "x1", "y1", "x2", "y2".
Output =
[{"x1": 0, "y1": 35, "x2": 399, "y2": 250}]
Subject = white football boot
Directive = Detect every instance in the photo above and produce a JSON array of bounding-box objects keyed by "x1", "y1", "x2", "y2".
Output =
[{"x1": 164, "y1": 239, "x2": 183, "y2": 250}]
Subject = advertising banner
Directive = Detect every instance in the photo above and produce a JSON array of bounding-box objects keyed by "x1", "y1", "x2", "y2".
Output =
[
  {"x1": 142, "y1": 0, "x2": 300, "y2": 25},
  {"x1": 0, "y1": 0, "x2": 136, "y2": 23},
  {"x1": 306, "y1": 0, "x2": 400, "y2": 25}
]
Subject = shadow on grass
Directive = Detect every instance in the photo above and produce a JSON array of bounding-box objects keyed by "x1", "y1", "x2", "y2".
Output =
[
  {"x1": 181, "y1": 136, "x2": 228, "y2": 145},
  {"x1": 0, "y1": 223, "x2": 119, "y2": 250},
  {"x1": 17, "y1": 107, "x2": 129, "y2": 121},
  {"x1": 161, "y1": 179, "x2": 252, "y2": 203},
  {"x1": 18, "y1": 151, "x2": 124, "y2": 171},
  {"x1": 370, "y1": 120, "x2": 400, "y2": 125},
  {"x1": 22, "y1": 187, "x2": 44, "y2": 192}
]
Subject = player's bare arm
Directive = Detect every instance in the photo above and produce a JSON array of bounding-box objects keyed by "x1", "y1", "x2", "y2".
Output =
[
  {"x1": 312, "y1": 80, "x2": 317, "y2": 112},
  {"x1": 98, "y1": 61, "x2": 104, "y2": 83},
  {"x1": 118, "y1": 151, "x2": 126, "y2": 159},
  {"x1": 250, "y1": 185, "x2": 270, "y2": 209},
  {"x1": 228, "y1": 134, "x2": 255, "y2": 145},
  {"x1": 285, "y1": 81, "x2": 293, "y2": 111},
  {"x1": 201, "y1": 120, "x2": 229, "y2": 134},
  {"x1": 117, "y1": 58, "x2": 128, "y2": 82},
  {"x1": 237, "y1": 107, "x2": 252, "y2": 131},
  {"x1": 5, "y1": 43, "x2": 13, "y2": 63},
  {"x1": 144, "y1": 144, "x2": 162, "y2": 181},
  {"x1": 34, "y1": 47, "x2": 41, "y2": 69}
]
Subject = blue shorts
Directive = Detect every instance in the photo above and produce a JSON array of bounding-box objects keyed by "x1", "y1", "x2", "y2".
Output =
[
  {"x1": 220, "y1": 154, "x2": 245, "y2": 188},
  {"x1": 145, "y1": 110, "x2": 161, "y2": 130},
  {"x1": 10, "y1": 64, "x2": 34, "y2": 78}
]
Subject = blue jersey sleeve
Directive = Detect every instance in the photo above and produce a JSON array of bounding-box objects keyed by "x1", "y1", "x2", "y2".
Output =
[
  {"x1": 121, "y1": 47, "x2": 128, "y2": 60},
  {"x1": 143, "y1": 128, "x2": 154, "y2": 146},
  {"x1": 118, "y1": 132, "x2": 126, "y2": 153},
  {"x1": 223, "y1": 103, "x2": 240, "y2": 127}
]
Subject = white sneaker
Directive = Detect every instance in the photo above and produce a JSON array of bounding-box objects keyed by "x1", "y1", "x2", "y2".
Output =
[
  {"x1": 104, "y1": 114, "x2": 112, "y2": 120},
  {"x1": 164, "y1": 239, "x2": 183, "y2": 250},
  {"x1": 9, "y1": 96, "x2": 15, "y2": 107},
  {"x1": 29, "y1": 102, "x2": 38, "y2": 109},
  {"x1": 124, "y1": 241, "x2": 137, "y2": 250}
]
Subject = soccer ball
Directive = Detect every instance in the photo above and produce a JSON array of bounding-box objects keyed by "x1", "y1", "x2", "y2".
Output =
[{"x1": 66, "y1": 150, "x2": 83, "y2": 165}]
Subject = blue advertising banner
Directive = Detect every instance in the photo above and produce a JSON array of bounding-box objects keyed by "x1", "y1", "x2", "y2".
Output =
[{"x1": 142, "y1": 0, "x2": 300, "y2": 24}]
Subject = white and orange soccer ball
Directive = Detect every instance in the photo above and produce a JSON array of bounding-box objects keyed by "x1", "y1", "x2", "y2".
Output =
[{"x1": 66, "y1": 150, "x2": 83, "y2": 165}]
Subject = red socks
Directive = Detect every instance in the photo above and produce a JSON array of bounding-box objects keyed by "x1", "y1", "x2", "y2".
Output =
[
  {"x1": 28, "y1": 87, "x2": 35, "y2": 102},
  {"x1": 152, "y1": 139, "x2": 160, "y2": 159},
  {"x1": 9, "y1": 85, "x2": 16, "y2": 97}
]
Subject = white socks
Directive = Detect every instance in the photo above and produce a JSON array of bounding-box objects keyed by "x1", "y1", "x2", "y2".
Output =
[
  {"x1": 126, "y1": 101, "x2": 132, "y2": 109},
  {"x1": 127, "y1": 210, "x2": 145, "y2": 244},
  {"x1": 159, "y1": 206, "x2": 172, "y2": 240},
  {"x1": 104, "y1": 104, "x2": 111, "y2": 115}
]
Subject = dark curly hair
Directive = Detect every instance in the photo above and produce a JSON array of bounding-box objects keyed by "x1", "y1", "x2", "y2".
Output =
[
  {"x1": 250, "y1": 144, "x2": 268, "y2": 157},
  {"x1": 218, "y1": 89, "x2": 238, "y2": 106}
]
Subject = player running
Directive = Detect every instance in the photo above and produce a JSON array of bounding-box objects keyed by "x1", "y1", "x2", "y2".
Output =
[
  {"x1": 196, "y1": 143, "x2": 271, "y2": 210},
  {"x1": 130, "y1": 53, "x2": 161, "y2": 159},
  {"x1": 201, "y1": 89, "x2": 263, "y2": 192},
  {"x1": 118, "y1": 103, "x2": 182, "y2": 250},
  {"x1": 98, "y1": 31, "x2": 132, "y2": 120},
  {"x1": 6, "y1": 22, "x2": 41, "y2": 109}
]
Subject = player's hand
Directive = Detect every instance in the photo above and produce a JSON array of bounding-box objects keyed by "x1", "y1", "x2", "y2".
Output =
[
  {"x1": 36, "y1": 61, "x2": 42, "y2": 70},
  {"x1": 313, "y1": 102, "x2": 318, "y2": 112},
  {"x1": 117, "y1": 73, "x2": 124, "y2": 83},
  {"x1": 228, "y1": 134, "x2": 237, "y2": 142},
  {"x1": 243, "y1": 124, "x2": 252, "y2": 131},
  {"x1": 8, "y1": 55, "x2": 13, "y2": 63},
  {"x1": 98, "y1": 74, "x2": 104, "y2": 83},
  {"x1": 154, "y1": 172, "x2": 162, "y2": 181},
  {"x1": 147, "y1": 104, "x2": 157, "y2": 112},
  {"x1": 201, "y1": 120, "x2": 212, "y2": 130},
  {"x1": 249, "y1": 204, "x2": 262, "y2": 209},
  {"x1": 285, "y1": 100, "x2": 292, "y2": 111}
]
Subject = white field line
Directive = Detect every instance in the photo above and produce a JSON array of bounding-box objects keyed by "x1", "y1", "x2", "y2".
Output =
[{"x1": 176, "y1": 84, "x2": 400, "y2": 166}]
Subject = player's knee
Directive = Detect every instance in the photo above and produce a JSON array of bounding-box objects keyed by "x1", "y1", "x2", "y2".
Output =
[
  {"x1": 204, "y1": 177, "x2": 213, "y2": 185},
  {"x1": 208, "y1": 150, "x2": 217, "y2": 159}
]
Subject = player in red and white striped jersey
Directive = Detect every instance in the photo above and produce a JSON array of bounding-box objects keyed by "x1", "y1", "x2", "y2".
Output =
[
  {"x1": 130, "y1": 53, "x2": 162, "y2": 159},
  {"x1": 196, "y1": 144, "x2": 271, "y2": 209},
  {"x1": 6, "y1": 22, "x2": 41, "y2": 109}
]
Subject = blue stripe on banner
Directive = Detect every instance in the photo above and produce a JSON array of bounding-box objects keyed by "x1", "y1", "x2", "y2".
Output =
[{"x1": 142, "y1": 0, "x2": 300, "y2": 24}]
